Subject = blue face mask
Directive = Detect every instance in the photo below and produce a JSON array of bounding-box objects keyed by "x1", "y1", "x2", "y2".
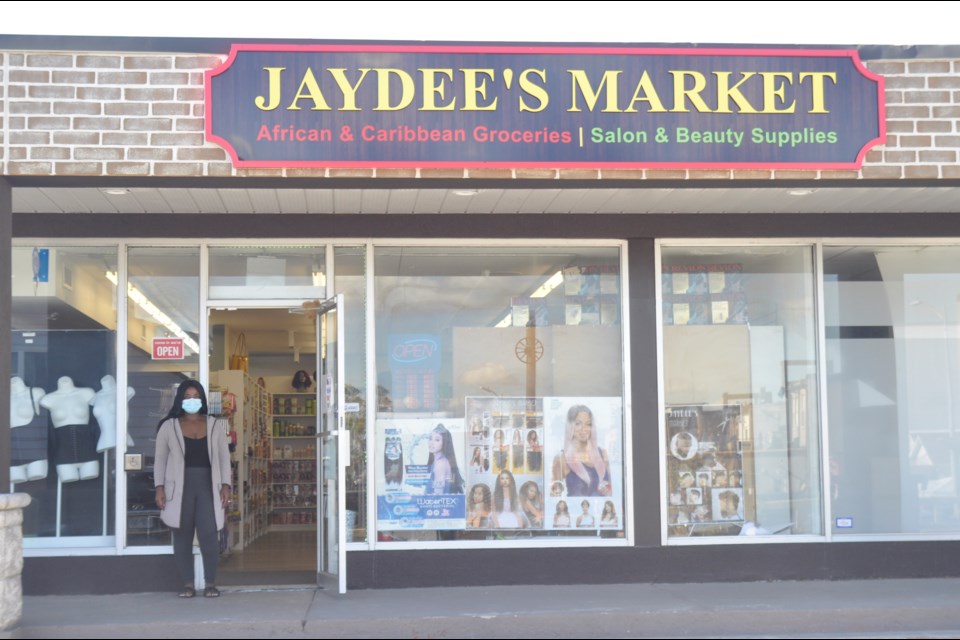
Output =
[{"x1": 182, "y1": 398, "x2": 203, "y2": 414}]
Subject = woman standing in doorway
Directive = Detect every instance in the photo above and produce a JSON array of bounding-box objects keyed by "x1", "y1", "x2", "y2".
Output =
[{"x1": 154, "y1": 379, "x2": 232, "y2": 598}]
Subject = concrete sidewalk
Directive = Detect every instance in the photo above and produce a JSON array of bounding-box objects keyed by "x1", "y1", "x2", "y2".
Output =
[{"x1": 17, "y1": 577, "x2": 960, "y2": 638}]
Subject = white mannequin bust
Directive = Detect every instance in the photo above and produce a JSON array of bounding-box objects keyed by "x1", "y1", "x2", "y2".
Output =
[
  {"x1": 39, "y1": 376, "x2": 99, "y2": 483},
  {"x1": 91, "y1": 374, "x2": 136, "y2": 452},
  {"x1": 10, "y1": 376, "x2": 48, "y2": 484}
]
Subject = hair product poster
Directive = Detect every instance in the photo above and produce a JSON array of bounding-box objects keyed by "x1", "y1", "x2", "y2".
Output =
[
  {"x1": 375, "y1": 418, "x2": 466, "y2": 530},
  {"x1": 464, "y1": 396, "x2": 546, "y2": 530},
  {"x1": 665, "y1": 404, "x2": 745, "y2": 535},
  {"x1": 543, "y1": 396, "x2": 624, "y2": 531}
]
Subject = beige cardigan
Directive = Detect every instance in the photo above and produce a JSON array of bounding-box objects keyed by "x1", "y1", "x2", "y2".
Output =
[{"x1": 154, "y1": 416, "x2": 232, "y2": 530}]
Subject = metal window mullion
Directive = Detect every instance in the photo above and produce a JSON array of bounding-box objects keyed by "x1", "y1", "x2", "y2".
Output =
[
  {"x1": 115, "y1": 242, "x2": 128, "y2": 553},
  {"x1": 199, "y1": 244, "x2": 210, "y2": 390},
  {"x1": 815, "y1": 241, "x2": 833, "y2": 542},
  {"x1": 655, "y1": 241, "x2": 669, "y2": 546},
  {"x1": 618, "y1": 240, "x2": 635, "y2": 546},
  {"x1": 365, "y1": 242, "x2": 376, "y2": 551}
]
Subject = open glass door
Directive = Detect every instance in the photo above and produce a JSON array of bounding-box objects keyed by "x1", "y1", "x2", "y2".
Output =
[{"x1": 315, "y1": 294, "x2": 347, "y2": 593}]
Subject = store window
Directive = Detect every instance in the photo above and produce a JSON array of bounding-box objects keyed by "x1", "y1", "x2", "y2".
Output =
[
  {"x1": 824, "y1": 245, "x2": 960, "y2": 536},
  {"x1": 10, "y1": 246, "x2": 118, "y2": 546},
  {"x1": 125, "y1": 247, "x2": 201, "y2": 547},
  {"x1": 373, "y1": 245, "x2": 626, "y2": 541},
  {"x1": 661, "y1": 245, "x2": 822, "y2": 539}
]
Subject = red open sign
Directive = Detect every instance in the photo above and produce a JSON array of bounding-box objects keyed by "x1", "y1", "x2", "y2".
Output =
[{"x1": 152, "y1": 338, "x2": 184, "y2": 360}]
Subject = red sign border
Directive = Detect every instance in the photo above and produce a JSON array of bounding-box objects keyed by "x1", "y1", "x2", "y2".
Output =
[{"x1": 205, "y1": 44, "x2": 886, "y2": 171}]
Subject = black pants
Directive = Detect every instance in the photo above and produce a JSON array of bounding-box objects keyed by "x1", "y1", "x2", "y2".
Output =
[{"x1": 173, "y1": 467, "x2": 220, "y2": 585}]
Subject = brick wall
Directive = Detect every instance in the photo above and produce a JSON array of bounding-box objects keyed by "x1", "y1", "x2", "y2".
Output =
[
  {"x1": 2, "y1": 51, "x2": 958, "y2": 180},
  {"x1": 864, "y1": 59, "x2": 960, "y2": 179},
  {"x1": 2, "y1": 52, "x2": 232, "y2": 177}
]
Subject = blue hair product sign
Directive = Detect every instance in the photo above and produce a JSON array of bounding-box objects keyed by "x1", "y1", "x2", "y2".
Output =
[
  {"x1": 376, "y1": 420, "x2": 467, "y2": 531},
  {"x1": 207, "y1": 44, "x2": 884, "y2": 169}
]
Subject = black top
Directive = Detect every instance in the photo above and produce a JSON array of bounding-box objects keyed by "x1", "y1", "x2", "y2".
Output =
[{"x1": 184, "y1": 436, "x2": 211, "y2": 468}]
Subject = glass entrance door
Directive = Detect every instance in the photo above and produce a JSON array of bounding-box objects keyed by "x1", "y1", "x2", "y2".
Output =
[{"x1": 315, "y1": 295, "x2": 347, "y2": 593}]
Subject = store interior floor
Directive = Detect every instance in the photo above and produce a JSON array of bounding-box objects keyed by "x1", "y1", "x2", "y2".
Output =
[{"x1": 218, "y1": 529, "x2": 316, "y2": 586}]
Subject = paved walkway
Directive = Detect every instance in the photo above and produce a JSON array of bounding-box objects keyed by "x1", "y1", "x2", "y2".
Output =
[{"x1": 16, "y1": 577, "x2": 960, "y2": 638}]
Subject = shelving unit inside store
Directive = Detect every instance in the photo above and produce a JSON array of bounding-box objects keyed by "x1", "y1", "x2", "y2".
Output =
[
  {"x1": 211, "y1": 370, "x2": 270, "y2": 550},
  {"x1": 269, "y1": 391, "x2": 318, "y2": 529}
]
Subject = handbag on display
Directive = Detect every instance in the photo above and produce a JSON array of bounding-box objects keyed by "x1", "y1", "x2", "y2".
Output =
[{"x1": 229, "y1": 332, "x2": 249, "y2": 372}]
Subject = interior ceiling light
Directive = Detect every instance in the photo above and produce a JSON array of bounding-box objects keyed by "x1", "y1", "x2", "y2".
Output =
[
  {"x1": 494, "y1": 269, "x2": 566, "y2": 327},
  {"x1": 788, "y1": 189, "x2": 816, "y2": 196},
  {"x1": 105, "y1": 271, "x2": 200, "y2": 354},
  {"x1": 529, "y1": 271, "x2": 564, "y2": 298},
  {"x1": 453, "y1": 189, "x2": 480, "y2": 196},
  {"x1": 102, "y1": 188, "x2": 131, "y2": 196}
]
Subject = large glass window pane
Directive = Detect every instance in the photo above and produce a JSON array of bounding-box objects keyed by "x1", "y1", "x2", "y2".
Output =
[
  {"x1": 374, "y1": 246, "x2": 626, "y2": 542},
  {"x1": 825, "y1": 245, "x2": 960, "y2": 535},
  {"x1": 11, "y1": 246, "x2": 118, "y2": 545},
  {"x1": 125, "y1": 247, "x2": 200, "y2": 547},
  {"x1": 661, "y1": 245, "x2": 822, "y2": 538},
  {"x1": 209, "y1": 246, "x2": 325, "y2": 299}
]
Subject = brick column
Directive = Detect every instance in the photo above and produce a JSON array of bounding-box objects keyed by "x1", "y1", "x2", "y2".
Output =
[{"x1": 0, "y1": 493, "x2": 31, "y2": 637}]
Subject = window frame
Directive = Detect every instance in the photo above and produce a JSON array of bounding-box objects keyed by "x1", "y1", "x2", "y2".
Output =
[{"x1": 13, "y1": 238, "x2": 633, "y2": 556}]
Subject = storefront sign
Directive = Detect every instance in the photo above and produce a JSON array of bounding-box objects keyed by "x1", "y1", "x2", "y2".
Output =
[
  {"x1": 152, "y1": 337, "x2": 184, "y2": 360},
  {"x1": 207, "y1": 44, "x2": 885, "y2": 169}
]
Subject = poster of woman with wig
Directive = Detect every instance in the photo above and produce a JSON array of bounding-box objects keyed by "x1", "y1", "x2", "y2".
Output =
[
  {"x1": 544, "y1": 396, "x2": 623, "y2": 531},
  {"x1": 464, "y1": 396, "x2": 545, "y2": 530},
  {"x1": 375, "y1": 418, "x2": 466, "y2": 530}
]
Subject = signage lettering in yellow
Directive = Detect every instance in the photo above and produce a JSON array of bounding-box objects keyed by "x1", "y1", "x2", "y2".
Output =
[
  {"x1": 254, "y1": 66, "x2": 837, "y2": 115},
  {"x1": 568, "y1": 69, "x2": 837, "y2": 114}
]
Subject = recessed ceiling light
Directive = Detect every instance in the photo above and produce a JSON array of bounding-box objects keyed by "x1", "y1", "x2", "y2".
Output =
[
  {"x1": 453, "y1": 189, "x2": 480, "y2": 197},
  {"x1": 102, "y1": 188, "x2": 131, "y2": 196},
  {"x1": 788, "y1": 189, "x2": 816, "y2": 196}
]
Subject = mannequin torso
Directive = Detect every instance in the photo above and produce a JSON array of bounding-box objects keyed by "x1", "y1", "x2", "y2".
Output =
[
  {"x1": 10, "y1": 377, "x2": 49, "y2": 483},
  {"x1": 40, "y1": 376, "x2": 99, "y2": 482},
  {"x1": 41, "y1": 377, "x2": 96, "y2": 427},
  {"x1": 11, "y1": 377, "x2": 43, "y2": 427},
  {"x1": 91, "y1": 374, "x2": 136, "y2": 452}
]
